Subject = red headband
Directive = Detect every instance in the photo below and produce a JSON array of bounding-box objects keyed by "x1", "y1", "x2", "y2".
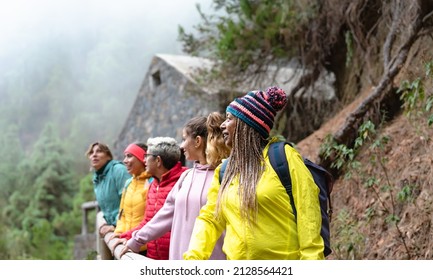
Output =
[{"x1": 124, "y1": 144, "x2": 146, "y2": 162}]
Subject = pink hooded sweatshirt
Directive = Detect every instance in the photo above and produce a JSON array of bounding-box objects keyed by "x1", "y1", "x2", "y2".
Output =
[{"x1": 127, "y1": 162, "x2": 226, "y2": 260}]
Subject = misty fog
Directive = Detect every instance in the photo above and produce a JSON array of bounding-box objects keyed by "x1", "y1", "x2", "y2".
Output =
[{"x1": 0, "y1": 0, "x2": 213, "y2": 170}]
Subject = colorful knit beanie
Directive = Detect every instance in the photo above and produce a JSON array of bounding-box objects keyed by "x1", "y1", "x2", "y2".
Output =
[{"x1": 226, "y1": 86, "x2": 287, "y2": 139}]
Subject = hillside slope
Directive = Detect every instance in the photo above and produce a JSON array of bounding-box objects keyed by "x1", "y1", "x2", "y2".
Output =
[{"x1": 296, "y1": 64, "x2": 433, "y2": 260}]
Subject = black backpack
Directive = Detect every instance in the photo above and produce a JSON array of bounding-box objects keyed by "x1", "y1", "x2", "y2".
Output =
[{"x1": 219, "y1": 141, "x2": 334, "y2": 257}]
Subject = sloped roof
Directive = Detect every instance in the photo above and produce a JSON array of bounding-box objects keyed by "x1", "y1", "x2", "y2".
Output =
[
  {"x1": 154, "y1": 53, "x2": 215, "y2": 94},
  {"x1": 155, "y1": 53, "x2": 213, "y2": 76},
  {"x1": 154, "y1": 53, "x2": 336, "y2": 101}
]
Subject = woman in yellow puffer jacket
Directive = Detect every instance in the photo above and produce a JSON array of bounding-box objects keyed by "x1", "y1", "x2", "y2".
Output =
[
  {"x1": 110, "y1": 142, "x2": 152, "y2": 253},
  {"x1": 184, "y1": 86, "x2": 324, "y2": 260}
]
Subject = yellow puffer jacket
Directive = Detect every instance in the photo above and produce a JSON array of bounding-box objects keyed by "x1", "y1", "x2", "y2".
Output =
[
  {"x1": 184, "y1": 137, "x2": 324, "y2": 260},
  {"x1": 114, "y1": 171, "x2": 152, "y2": 235}
]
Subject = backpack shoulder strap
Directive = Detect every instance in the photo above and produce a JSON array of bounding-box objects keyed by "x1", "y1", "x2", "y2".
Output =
[
  {"x1": 219, "y1": 158, "x2": 230, "y2": 184},
  {"x1": 268, "y1": 141, "x2": 297, "y2": 219}
]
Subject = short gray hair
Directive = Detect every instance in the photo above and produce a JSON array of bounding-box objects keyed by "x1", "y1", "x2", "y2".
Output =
[{"x1": 147, "y1": 137, "x2": 181, "y2": 170}]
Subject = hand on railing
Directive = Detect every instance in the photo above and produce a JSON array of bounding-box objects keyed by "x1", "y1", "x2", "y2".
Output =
[
  {"x1": 109, "y1": 232, "x2": 121, "y2": 241},
  {"x1": 119, "y1": 241, "x2": 138, "y2": 258},
  {"x1": 112, "y1": 237, "x2": 127, "y2": 248},
  {"x1": 99, "y1": 224, "x2": 115, "y2": 237},
  {"x1": 96, "y1": 211, "x2": 150, "y2": 260}
]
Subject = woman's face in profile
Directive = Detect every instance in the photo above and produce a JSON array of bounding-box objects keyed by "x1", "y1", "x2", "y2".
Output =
[
  {"x1": 180, "y1": 128, "x2": 202, "y2": 162},
  {"x1": 220, "y1": 112, "x2": 236, "y2": 148},
  {"x1": 123, "y1": 152, "x2": 145, "y2": 176}
]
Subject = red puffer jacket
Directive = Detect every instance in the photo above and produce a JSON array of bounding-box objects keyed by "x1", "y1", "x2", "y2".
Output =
[{"x1": 143, "y1": 162, "x2": 188, "y2": 260}]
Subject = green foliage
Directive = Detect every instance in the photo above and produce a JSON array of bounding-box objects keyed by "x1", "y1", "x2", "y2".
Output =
[
  {"x1": 85, "y1": 251, "x2": 98, "y2": 260},
  {"x1": 332, "y1": 209, "x2": 365, "y2": 260},
  {"x1": 321, "y1": 120, "x2": 376, "y2": 179},
  {"x1": 76, "y1": 174, "x2": 96, "y2": 207},
  {"x1": 3, "y1": 192, "x2": 30, "y2": 229},
  {"x1": 19, "y1": 124, "x2": 77, "y2": 229},
  {"x1": 0, "y1": 224, "x2": 8, "y2": 259},
  {"x1": 54, "y1": 174, "x2": 97, "y2": 238},
  {"x1": 385, "y1": 214, "x2": 400, "y2": 225},
  {"x1": 397, "y1": 183, "x2": 418, "y2": 203},
  {"x1": 364, "y1": 207, "x2": 375, "y2": 221},
  {"x1": 1, "y1": 123, "x2": 80, "y2": 259},
  {"x1": 399, "y1": 77, "x2": 424, "y2": 115},
  {"x1": 28, "y1": 220, "x2": 72, "y2": 260},
  {"x1": 179, "y1": 0, "x2": 317, "y2": 73},
  {"x1": 321, "y1": 135, "x2": 355, "y2": 171},
  {"x1": 0, "y1": 10, "x2": 172, "y2": 259},
  {"x1": 0, "y1": 124, "x2": 23, "y2": 208},
  {"x1": 0, "y1": 9, "x2": 187, "y2": 259},
  {"x1": 3, "y1": 227, "x2": 32, "y2": 259},
  {"x1": 398, "y1": 60, "x2": 433, "y2": 128},
  {"x1": 323, "y1": 119, "x2": 416, "y2": 259}
]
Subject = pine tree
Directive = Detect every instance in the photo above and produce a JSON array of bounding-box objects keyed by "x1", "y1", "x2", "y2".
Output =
[{"x1": 3, "y1": 123, "x2": 78, "y2": 259}]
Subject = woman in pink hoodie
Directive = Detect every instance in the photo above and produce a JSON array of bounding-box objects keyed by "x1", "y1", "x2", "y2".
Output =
[{"x1": 119, "y1": 112, "x2": 230, "y2": 259}]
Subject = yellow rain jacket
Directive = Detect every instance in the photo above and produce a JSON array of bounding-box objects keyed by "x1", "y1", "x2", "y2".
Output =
[
  {"x1": 114, "y1": 171, "x2": 152, "y2": 234},
  {"x1": 184, "y1": 137, "x2": 324, "y2": 260}
]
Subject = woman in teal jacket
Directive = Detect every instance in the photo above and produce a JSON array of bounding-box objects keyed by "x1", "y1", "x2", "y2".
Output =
[{"x1": 86, "y1": 142, "x2": 131, "y2": 237}]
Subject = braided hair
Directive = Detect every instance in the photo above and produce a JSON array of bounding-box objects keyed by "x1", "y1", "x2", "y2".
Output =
[{"x1": 216, "y1": 118, "x2": 267, "y2": 224}]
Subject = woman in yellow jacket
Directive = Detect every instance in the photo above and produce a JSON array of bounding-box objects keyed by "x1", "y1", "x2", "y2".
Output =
[
  {"x1": 184, "y1": 86, "x2": 324, "y2": 260},
  {"x1": 110, "y1": 142, "x2": 152, "y2": 253}
]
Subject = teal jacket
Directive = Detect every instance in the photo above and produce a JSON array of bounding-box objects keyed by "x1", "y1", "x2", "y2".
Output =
[{"x1": 92, "y1": 160, "x2": 131, "y2": 226}]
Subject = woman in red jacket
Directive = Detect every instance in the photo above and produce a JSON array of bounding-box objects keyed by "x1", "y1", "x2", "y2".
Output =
[{"x1": 116, "y1": 137, "x2": 188, "y2": 260}]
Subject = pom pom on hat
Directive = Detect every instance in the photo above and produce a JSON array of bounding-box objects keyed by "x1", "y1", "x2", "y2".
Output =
[
  {"x1": 260, "y1": 86, "x2": 287, "y2": 111},
  {"x1": 226, "y1": 86, "x2": 287, "y2": 139}
]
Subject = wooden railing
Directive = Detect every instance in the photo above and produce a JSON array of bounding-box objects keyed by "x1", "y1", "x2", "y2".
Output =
[
  {"x1": 96, "y1": 211, "x2": 151, "y2": 260},
  {"x1": 81, "y1": 201, "x2": 99, "y2": 235},
  {"x1": 78, "y1": 200, "x2": 151, "y2": 260}
]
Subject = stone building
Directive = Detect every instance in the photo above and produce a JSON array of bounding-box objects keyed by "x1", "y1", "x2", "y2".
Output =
[
  {"x1": 113, "y1": 53, "x2": 337, "y2": 161},
  {"x1": 112, "y1": 54, "x2": 223, "y2": 160}
]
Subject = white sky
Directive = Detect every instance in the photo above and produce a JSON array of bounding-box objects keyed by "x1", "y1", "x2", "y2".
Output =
[{"x1": 0, "y1": 0, "x2": 213, "y2": 54}]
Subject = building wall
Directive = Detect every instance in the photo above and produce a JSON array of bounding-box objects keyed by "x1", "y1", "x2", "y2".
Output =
[
  {"x1": 113, "y1": 54, "x2": 338, "y2": 161},
  {"x1": 112, "y1": 55, "x2": 221, "y2": 160}
]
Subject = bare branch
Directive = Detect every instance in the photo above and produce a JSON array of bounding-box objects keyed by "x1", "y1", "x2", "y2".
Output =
[
  {"x1": 422, "y1": 8, "x2": 433, "y2": 23},
  {"x1": 383, "y1": 0, "x2": 401, "y2": 69},
  {"x1": 328, "y1": 1, "x2": 424, "y2": 160},
  {"x1": 417, "y1": 27, "x2": 433, "y2": 38}
]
